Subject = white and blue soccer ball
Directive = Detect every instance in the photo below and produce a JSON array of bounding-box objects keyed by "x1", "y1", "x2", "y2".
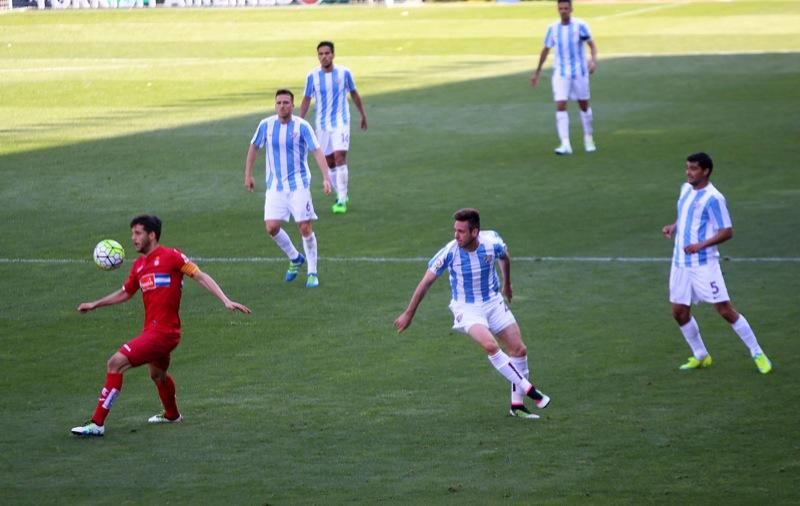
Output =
[{"x1": 93, "y1": 239, "x2": 125, "y2": 271}]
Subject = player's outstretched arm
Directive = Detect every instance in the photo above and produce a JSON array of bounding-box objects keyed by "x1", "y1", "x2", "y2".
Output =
[
  {"x1": 78, "y1": 288, "x2": 134, "y2": 313},
  {"x1": 192, "y1": 270, "x2": 252, "y2": 314},
  {"x1": 394, "y1": 270, "x2": 438, "y2": 333}
]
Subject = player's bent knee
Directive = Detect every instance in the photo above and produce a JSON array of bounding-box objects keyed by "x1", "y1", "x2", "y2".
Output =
[
  {"x1": 714, "y1": 303, "x2": 738, "y2": 323},
  {"x1": 508, "y1": 344, "x2": 527, "y2": 357},
  {"x1": 482, "y1": 343, "x2": 500, "y2": 355},
  {"x1": 150, "y1": 370, "x2": 167, "y2": 382},
  {"x1": 671, "y1": 305, "x2": 690, "y2": 324},
  {"x1": 298, "y1": 222, "x2": 313, "y2": 237},
  {"x1": 106, "y1": 352, "x2": 129, "y2": 373}
]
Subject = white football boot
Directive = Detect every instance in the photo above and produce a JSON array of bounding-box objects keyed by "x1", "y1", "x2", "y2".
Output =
[
  {"x1": 71, "y1": 421, "x2": 104, "y2": 437},
  {"x1": 148, "y1": 413, "x2": 183, "y2": 424},
  {"x1": 584, "y1": 135, "x2": 597, "y2": 152},
  {"x1": 554, "y1": 143, "x2": 573, "y2": 155}
]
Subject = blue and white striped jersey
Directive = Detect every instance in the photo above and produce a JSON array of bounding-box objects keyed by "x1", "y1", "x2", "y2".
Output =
[
  {"x1": 428, "y1": 231, "x2": 508, "y2": 304},
  {"x1": 672, "y1": 182, "x2": 733, "y2": 267},
  {"x1": 250, "y1": 115, "x2": 320, "y2": 192},
  {"x1": 303, "y1": 66, "x2": 357, "y2": 131},
  {"x1": 543, "y1": 18, "x2": 593, "y2": 78}
]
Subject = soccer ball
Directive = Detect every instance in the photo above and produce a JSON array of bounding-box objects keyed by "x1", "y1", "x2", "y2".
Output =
[{"x1": 93, "y1": 239, "x2": 125, "y2": 271}]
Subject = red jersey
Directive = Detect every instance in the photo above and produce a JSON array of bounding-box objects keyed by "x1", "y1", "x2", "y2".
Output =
[{"x1": 123, "y1": 245, "x2": 199, "y2": 331}]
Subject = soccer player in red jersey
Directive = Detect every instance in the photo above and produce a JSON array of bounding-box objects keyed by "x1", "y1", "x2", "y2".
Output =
[{"x1": 71, "y1": 215, "x2": 251, "y2": 437}]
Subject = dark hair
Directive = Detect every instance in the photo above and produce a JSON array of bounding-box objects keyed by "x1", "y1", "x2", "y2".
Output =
[
  {"x1": 275, "y1": 88, "x2": 294, "y2": 101},
  {"x1": 453, "y1": 208, "x2": 480, "y2": 231},
  {"x1": 130, "y1": 215, "x2": 162, "y2": 241},
  {"x1": 317, "y1": 40, "x2": 334, "y2": 53},
  {"x1": 687, "y1": 152, "x2": 714, "y2": 174},
  {"x1": 558, "y1": 0, "x2": 572, "y2": 4}
]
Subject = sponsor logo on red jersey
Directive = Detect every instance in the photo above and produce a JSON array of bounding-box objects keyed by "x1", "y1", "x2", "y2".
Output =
[{"x1": 140, "y1": 273, "x2": 171, "y2": 292}]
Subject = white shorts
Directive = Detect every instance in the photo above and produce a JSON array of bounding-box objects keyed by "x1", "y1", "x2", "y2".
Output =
[
  {"x1": 263, "y1": 188, "x2": 318, "y2": 223},
  {"x1": 448, "y1": 295, "x2": 516, "y2": 335},
  {"x1": 317, "y1": 126, "x2": 350, "y2": 156},
  {"x1": 552, "y1": 73, "x2": 591, "y2": 102},
  {"x1": 669, "y1": 262, "x2": 730, "y2": 306}
]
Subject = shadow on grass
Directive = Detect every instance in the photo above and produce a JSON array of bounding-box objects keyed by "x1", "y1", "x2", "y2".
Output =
[{"x1": 1, "y1": 52, "x2": 798, "y2": 259}]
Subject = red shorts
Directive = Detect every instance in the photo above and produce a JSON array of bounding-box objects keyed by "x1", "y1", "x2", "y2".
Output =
[{"x1": 119, "y1": 326, "x2": 181, "y2": 370}]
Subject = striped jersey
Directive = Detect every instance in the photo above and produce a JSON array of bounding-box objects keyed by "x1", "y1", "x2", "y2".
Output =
[
  {"x1": 303, "y1": 66, "x2": 357, "y2": 131},
  {"x1": 428, "y1": 231, "x2": 508, "y2": 304},
  {"x1": 250, "y1": 115, "x2": 320, "y2": 192},
  {"x1": 543, "y1": 18, "x2": 593, "y2": 78},
  {"x1": 672, "y1": 182, "x2": 733, "y2": 267}
]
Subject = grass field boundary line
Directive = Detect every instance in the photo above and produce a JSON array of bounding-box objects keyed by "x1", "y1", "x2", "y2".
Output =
[
  {"x1": 2, "y1": 256, "x2": 799, "y2": 265},
  {"x1": 593, "y1": 0, "x2": 690, "y2": 21}
]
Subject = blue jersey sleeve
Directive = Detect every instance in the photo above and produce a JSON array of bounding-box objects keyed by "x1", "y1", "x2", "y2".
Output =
[
  {"x1": 494, "y1": 242, "x2": 507, "y2": 259},
  {"x1": 428, "y1": 244, "x2": 453, "y2": 277},
  {"x1": 250, "y1": 120, "x2": 267, "y2": 148},
  {"x1": 579, "y1": 22, "x2": 592, "y2": 42},
  {"x1": 303, "y1": 73, "x2": 314, "y2": 98},
  {"x1": 344, "y1": 69, "x2": 356, "y2": 92},
  {"x1": 706, "y1": 196, "x2": 732, "y2": 229},
  {"x1": 299, "y1": 121, "x2": 320, "y2": 151},
  {"x1": 488, "y1": 231, "x2": 508, "y2": 259},
  {"x1": 544, "y1": 25, "x2": 555, "y2": 48}
]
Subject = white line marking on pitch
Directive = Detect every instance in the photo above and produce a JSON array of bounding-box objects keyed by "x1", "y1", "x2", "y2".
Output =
[{"x1": 594, "y1": 1, "x2": 693, "y2": 21}]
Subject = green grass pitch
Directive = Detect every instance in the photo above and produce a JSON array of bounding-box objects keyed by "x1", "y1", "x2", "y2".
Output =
[{"x1": 1, "y1": 1, "x2": 799, "y2": 504}]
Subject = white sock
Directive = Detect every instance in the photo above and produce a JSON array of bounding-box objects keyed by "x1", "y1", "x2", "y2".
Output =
[
  {"x1": 510, "y1": 355, "x2": 529, "y2": 405},
  {"x1": 580, "y1": 108, "x2": 593, "y2": 137},
  {"x1": 336, "y1": 164, "x2": 349, "y2": 203},
  {"x1": 556, "y1": 111, "x2": 570, "y2": 147},
  {"x1": 731, "y1": 314, "x2": 763, "y2": 357},
  {"x1": 302, "y1": 233, "x2": 318, "y2": 275},
  {"x1": 488, "y1": 350, "x2": 532, "y2": 395},
  {"x1": 328, "y1": 167, "x2": 338, "y2": 194},
  {"x1": 679, "y1": 317, "x2": 708, "y2": 359},
  {"x1": 271, "y1": 228, "x2": 300, "y2": 260}
]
